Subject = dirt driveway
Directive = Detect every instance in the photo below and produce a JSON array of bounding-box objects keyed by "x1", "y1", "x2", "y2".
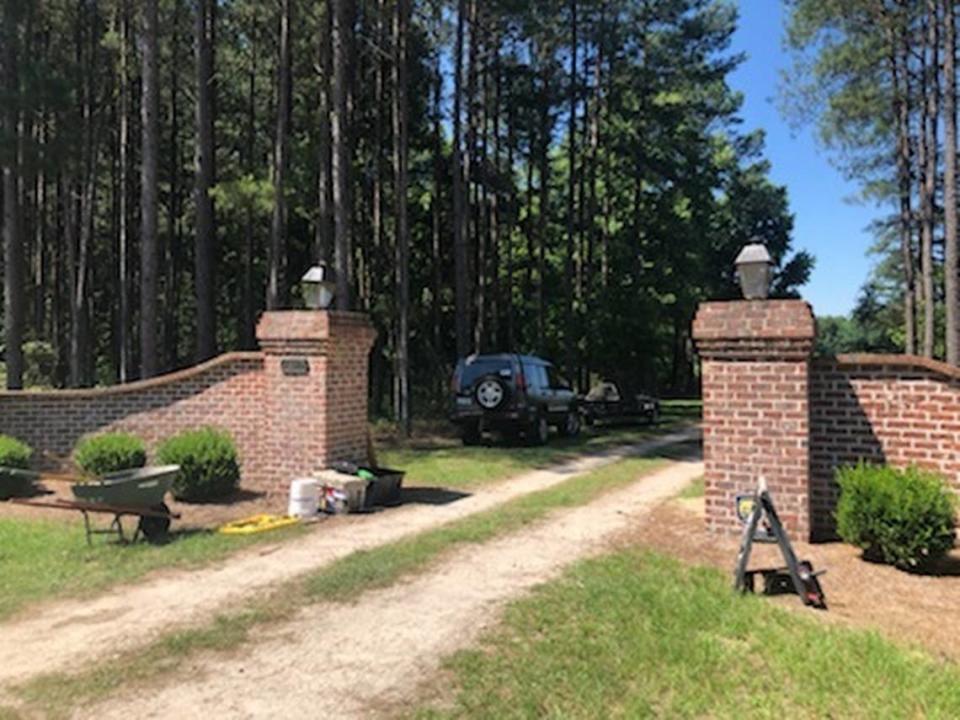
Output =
[
  {"x1": 87, "y1": 456, "x2": 705, "y2": 719},
  {"x1": 0, "y1": 428, "x2": 699, "y2": 690}
]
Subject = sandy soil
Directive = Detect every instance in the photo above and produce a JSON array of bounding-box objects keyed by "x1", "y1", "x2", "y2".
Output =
[
  {"x1": 0, "y1": 428, "x2": 699, "y2": 690},
  {"x1": 621, "y1": 495, "x2": 960, "y2": 663},
  {"x1": 86, "y1": 458, "x2": 705, "y2": 719}
]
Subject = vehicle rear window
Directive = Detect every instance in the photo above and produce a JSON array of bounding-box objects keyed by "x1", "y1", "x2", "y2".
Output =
[{"x1": 458, "y1": 358, "x2": 513, "y2": 389}]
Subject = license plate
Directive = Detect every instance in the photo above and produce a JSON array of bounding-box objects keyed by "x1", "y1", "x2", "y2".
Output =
[{"x1": 456, "y1": 397, "x2": 474, "y2": 407}]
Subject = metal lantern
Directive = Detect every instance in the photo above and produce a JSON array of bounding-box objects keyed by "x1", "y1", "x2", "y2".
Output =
[
  {"x1": 734, "y1": 242, "x2": 773, "y2": 300},
  {"x1": 301, "y1": 264, "x2": 336, "y2": 310}
]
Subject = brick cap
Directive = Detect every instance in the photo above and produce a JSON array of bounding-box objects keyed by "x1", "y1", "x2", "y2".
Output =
[
  {"x1": 0, "y1": 352, "x2": 264, "y2": 398},
  {"x1": 693, "y1": 300, "x2": 815, "y2": 361},
  {"x1": 818, "y1": 353, "x2": 960, "y2": 382},
  {"x1": 256, "y1": 310, "x2": 377, "y2": 355}
]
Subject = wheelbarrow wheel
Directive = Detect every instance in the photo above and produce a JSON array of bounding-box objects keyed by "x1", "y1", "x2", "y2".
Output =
[{"x1": 139, "y1": 503, "x2": 172, "y2": 543}]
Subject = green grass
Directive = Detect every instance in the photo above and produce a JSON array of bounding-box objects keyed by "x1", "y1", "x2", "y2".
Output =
[
  {"x1": 380, "y1": 400, "x2": 700, "y2": 491},
  {"x1": 677, "y1": 476, "x2": 704, "y2": 499},
  {"x1": 10, "y1": 453, "x2": 680, "y2": 716},
  {"x1": 413, "y1": 551, "x2": 960, "y2": 719},
  {"x1": 0, "y1": 517, "x2": 304, "y2": 621}
]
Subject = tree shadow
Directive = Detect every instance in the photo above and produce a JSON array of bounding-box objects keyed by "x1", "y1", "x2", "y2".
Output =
[
  {"x1": 399, "y1": 486, "x2": 472, "y2": 506},
  {"x1": 810, "y1": 359, "x2": 887, "y2": 541}
]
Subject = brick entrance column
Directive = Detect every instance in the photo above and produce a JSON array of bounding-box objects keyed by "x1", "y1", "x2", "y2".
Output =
[
  {"x1": 256, "y1": 311, "x2": 377, "y2": 495},
  {"x1": 692, "y1": 300, "x2": 816, "y2": 539}
]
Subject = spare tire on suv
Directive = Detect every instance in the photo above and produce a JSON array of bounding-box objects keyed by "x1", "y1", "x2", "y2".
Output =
[{"x1": 449, "y1": 354, "x2": 578, "y2": 446}]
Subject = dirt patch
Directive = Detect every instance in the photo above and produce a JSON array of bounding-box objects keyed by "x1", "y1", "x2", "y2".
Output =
[
  {"x1": 620, "y1": 497, "x2": 960, "y2": 663},
  {"x1": 2, "y1": 481, "x2": 285, "y2": 528}
]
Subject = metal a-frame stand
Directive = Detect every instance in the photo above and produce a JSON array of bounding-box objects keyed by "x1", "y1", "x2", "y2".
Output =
[{"x1": 733, "y1": 479, "x2": 827, "y2": 610}]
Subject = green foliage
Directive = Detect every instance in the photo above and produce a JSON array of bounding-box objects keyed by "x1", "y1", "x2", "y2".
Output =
[
  {"x1": 0, "y1": 435, "x2": 32, "y2": 469},
  {"x1": 157, "y1": 428, "x2": 240, "y2": 502},
  {"x1": 74, "y1": 433, "x2": 147, "y2": 476},
  {"x1": 836, "y1": 463, "x2": 957, "y2": 569}
]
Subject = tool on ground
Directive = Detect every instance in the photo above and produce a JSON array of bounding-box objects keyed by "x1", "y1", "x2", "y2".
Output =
[
  {"x1": 733, "y1": 477, "x2": 827, "y2": 610},
  {"x1": 218, "y1": 514, "x2": 300, "y2": 535}
]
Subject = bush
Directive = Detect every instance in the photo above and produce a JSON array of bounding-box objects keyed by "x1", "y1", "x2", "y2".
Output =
[
  {"x1": 74, "y1": 433, "x2": 147, "y2": 476},
  {"x1": 156, "y1": 427, "x2": 240, "y2": 502},
  {"x1": 836, "y1": 463, "x2": 957, "y2": 569},
  {"x1": 0, "y1": 435, "x2": 32, "y2": 469}
]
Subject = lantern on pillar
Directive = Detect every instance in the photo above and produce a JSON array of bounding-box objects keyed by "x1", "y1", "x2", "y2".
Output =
[
  {"x1": 734, "y1": 242, "x2": 773, "y2": 300},
  {"x1": 301, "y1": 264, "x2": 336, "y2": 310}
]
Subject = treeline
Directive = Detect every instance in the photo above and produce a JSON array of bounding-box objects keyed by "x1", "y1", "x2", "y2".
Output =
[
  {"x1": 786, "y1": 0, "x2": 960, "y2": 362},
  {"x1": 0, "y1": 0, "x2": 810, "y2": 425}
]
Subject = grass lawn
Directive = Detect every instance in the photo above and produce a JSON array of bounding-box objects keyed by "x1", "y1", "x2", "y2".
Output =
[
  {"x1": 380, "y1": 399, "x2": 700, "y2": 490},
  {"x1": 0, "y1": 517, "x2": 303, "y2": 622},
  {"x1": 413, "y1": 551, "x2": 960, "y2": 719},
  {"x1": 9, "y1": 454, "x2": 679, "y2": 716},
  {"x1": 677, "y1": 475, "x2": 704, "y2": 499}
]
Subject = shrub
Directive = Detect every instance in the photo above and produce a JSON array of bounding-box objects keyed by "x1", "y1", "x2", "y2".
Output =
[
  {"x1": 156, "y1": 427, "x2": 240, "y2": 502},
  {"x1": 74, "y1": 433, "x2": 147, "y2": 476},
  {"x1": 0, "y1": 435, "x2": 32, "y2": 469},
  {"x1": 836, "y1": 462, "x2": 957, "y2": 570}
]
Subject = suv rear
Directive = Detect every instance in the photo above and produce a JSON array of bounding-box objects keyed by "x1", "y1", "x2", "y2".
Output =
[{"x1": 450, "y1": 354, "x2": 580, "y2": 445}]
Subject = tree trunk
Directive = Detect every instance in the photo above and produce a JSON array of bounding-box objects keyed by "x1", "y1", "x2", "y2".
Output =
[
  {"x1": 267, "y1": 0, "x2": 291, "y2": 310},
  {"x1": 140, "y1": 0, "x2": 160, "y2": 378},
  {"x1": 331, "y1": 0, "x2": 353, "y2": 309},
  {"x1": 315, "y1": 2, "x2": 333, "y2": 264},
  {"x1": 890, "y1": 12, "x2": 916, "y2": 356},
  {"x1": 118, "y1": 0, "x2": 131, "y2": 381},
  {"x1": 565, "y1": 0, "x2": 578, "y2": 383},
  {"x1": 393, "y1": 0, "x2": 411, "y2": 436},
  {"x1": 944, "y1": 0, "x2": 958, "y2": 364},
  {"x1": 2, "y1": 14, "x2": 24, "y2": 390},
  {"x1": 432, "y1": 33, "x2": 443, "y2": 362},
  {"x1": 452, "y1": 0, "x2": 469, "y2": 357},
  {"x1": 920, "y1": 0, "x2": 939, "y2": 359},
  {"x1": 194, "y1": 0, "x2": 217, "y2": 359}
]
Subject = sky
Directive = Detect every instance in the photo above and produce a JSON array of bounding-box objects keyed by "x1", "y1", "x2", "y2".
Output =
[{"x1": 729, "y1": 0, "x2": 880, "y2": 317}]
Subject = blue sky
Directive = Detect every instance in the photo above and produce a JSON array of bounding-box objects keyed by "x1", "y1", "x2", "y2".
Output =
[{"x1": 729, "y1": 0, "x2": 879, "y2": 317}]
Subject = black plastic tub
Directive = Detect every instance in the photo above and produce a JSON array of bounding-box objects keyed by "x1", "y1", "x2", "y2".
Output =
[{"x1": 362, "y1": 467, "x2": 405, "y2": 508}]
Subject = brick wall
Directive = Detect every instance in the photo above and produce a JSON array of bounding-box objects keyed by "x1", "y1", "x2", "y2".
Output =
[
  {"x1": 694, "y1": 298, "x2": 960, "y2": 541},
  {"x1": 810, "y1": 354, "x2": 960, "y2": 538},
  {"x1": 693, "y1": 300, "x2": 816, "y2": 539},
  {"x1": 0, "y1": 311, "x2": 376, "y2": 496}
]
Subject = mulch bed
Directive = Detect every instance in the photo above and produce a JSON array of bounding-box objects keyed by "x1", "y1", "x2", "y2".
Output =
[
  {"x1": 618, "y1": 497, "x2": 960, "y2": 664},
  {"x1": 1, "y1": 480, "x2": 285, "y2": 529}
]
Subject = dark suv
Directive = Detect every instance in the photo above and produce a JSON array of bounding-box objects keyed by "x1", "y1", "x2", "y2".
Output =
[{"x1": 450, "y1": 354, "x2": 580, "y2": 445}]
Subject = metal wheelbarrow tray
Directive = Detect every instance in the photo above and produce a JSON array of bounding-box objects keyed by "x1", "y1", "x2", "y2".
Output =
[
  {"x1": 0, "y1": 467, "x2": 41, "y2": 500},
  {"x1": 6, "y1": 465, "x2": 182, "y2": 545},
  {"x1": 71, "y1": 465, "x2": 180, "y2": 507}
]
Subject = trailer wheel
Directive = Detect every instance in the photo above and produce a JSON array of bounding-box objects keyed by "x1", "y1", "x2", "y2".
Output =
[{"x1": 140, "y1": 503, "x2": 172, "y2": 543}]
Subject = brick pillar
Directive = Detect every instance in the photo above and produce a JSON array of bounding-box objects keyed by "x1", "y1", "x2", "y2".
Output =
[
  {"x1": 256, "y1": 311, "x2": 377, "y2": 495},
  {"x1": 692, "y1": 300, "x2": 816, "y2": 539}
]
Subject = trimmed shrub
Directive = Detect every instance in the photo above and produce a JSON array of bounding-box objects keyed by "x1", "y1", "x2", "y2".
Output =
[
  {"x1": 74, "y1": 433, "x2": 147, "y2": 476},
  {"x1": 0, "y1": 435, "x2": 32, "y2": 469},
  {"x1": 836, "y1": 462, "x2": 957, "y2": 570},
  {"x1": 156, "y1": 427, "x2": 240, "y2": 502}
]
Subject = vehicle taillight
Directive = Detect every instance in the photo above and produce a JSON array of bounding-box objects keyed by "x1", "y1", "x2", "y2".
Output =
[
  {"x1": 451, "y1": 368, "x2": 460, "y2": 393},
  {"x1": 516, "y1": 370, "x2": 526, "y2": 393}
]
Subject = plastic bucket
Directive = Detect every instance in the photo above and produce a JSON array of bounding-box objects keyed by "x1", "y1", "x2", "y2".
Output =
[{"x1": 288, "y1": 477, "x2": 320, "y2": 518}]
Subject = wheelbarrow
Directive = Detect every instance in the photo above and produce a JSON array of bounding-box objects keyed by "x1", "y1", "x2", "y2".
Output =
[{"x1": 6, "y1": 465, "x2": 182, "y2": 545}]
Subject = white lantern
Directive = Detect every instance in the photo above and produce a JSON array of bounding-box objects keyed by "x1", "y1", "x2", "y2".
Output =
[
  {"x1": 301, "y1": 264, "x2": 336, "y2": 310},
  {"x1": 734, "y1": 242, "x2": 773, "y2": 300}
]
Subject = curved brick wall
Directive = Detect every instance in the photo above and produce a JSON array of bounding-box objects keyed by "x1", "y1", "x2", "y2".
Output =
[
  {"x1": 0, "y1": 311, "x2": 376, "y2": 496},
  {"x1": 811, "y1": 354, "x2": 960, "y2": 538}
]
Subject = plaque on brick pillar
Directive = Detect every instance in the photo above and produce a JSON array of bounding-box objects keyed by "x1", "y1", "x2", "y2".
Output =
[{"x1": 256, "y1": 311, "x2": 377, "y2": 495}]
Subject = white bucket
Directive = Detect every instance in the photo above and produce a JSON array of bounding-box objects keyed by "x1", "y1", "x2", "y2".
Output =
[{"x1": 288, "y1": 477, "x2": 320, "y2": 518}]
